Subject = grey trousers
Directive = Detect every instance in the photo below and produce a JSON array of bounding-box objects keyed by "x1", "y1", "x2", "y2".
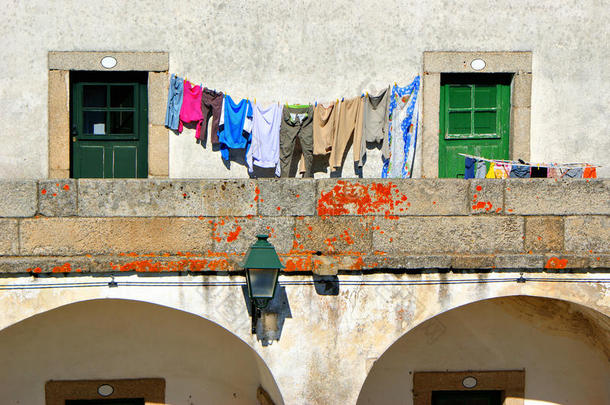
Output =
[{"x1": 279, "y1": 105, "x2": 314, "y2": 177}]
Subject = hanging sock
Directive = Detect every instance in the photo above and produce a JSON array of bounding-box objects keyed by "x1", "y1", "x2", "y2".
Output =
[
  {"x1": 475, "y1": 160, "x2": 487, "y2": 178},
  {"x1": 382, "y1": 76, "x2": 420, "y2": 178}
]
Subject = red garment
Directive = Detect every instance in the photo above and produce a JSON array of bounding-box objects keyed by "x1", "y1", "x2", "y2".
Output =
[
  {"x1": 583, "y1": 165, "x2": 597, "y2": 178},
  {"x1": 179, "y1": 80, "x2": 204, "y2": 139}
]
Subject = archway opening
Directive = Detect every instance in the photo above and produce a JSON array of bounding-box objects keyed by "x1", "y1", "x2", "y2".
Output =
[
  {"x1": 357, "y1": 295, "x2": 609, "y2": 405},
  {"x1": 0, "y1": 298, "x2": 283, "y2": 405}
]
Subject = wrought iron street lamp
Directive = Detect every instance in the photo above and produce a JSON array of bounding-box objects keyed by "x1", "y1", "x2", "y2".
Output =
[{"x1": 241, "y1": 234, "x2": 284, "y2": 334}]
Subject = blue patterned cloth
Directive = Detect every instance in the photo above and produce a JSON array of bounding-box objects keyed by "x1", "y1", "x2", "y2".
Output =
[{"x1": 382, "y1": 76, "x2": 420, "y2": 178}]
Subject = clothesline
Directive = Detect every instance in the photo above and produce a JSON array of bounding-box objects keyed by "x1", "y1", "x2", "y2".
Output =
[{"x1": 458, "y1": 153, "x2": 602, "y2": 170}]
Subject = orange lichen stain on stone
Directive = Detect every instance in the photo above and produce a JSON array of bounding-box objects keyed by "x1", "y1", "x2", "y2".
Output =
[
  {"x1": 85, "y1": 254, "x2": 92, "y2": 258},
  {"x1": 596, "y1": 257, "x2": 601, "y2": 261},
  {"x1": 495, "y1": 207, "x2": 502, "y2": 213},
  {"x1": 350, "y1": 256, "x2": 366, "y2": 270},
  {"x1": 254, "y1": 186, "x2": 260, "y2": 201},
  {"x1": 27, "y1": 267, "x2": 42, "y2": 273},
  {"x1": 41, "y1": 189, "x2": 47, "y2": 195},
  {"x1": 226, "y1": 226, "x2": 242, "y2": 242},
  {"x1": 52, "y1": 193, "x2": 57, "y2": 197},
  {"x1": 507, "y1": 209, "x2": 514, "y2": 212},
  {"x1": 52, "y1": 263, "x2": 72, "y2": 273},
  {"x1": 373, "y1": 250, "x2": 387, "y2": 255},
  {"x1": 432, "y1": 201, "x2": 436, "y2": 205},
  {"x1": 317, "y1": 180, "x2": 409, "y2": 216},
  {"x1": 276, "y1": 206, "x2": 281, "y2": 211},
  {"x1": 545, "y1": 256, "x2": 568, "y2": 269},
  {"x1": 295, "y1": 194, "x2": 300, "y2": 198},
  {"x1": 283, "y1": 256, "x2": 313, "y2": 272},
  {"x1": 63, "y1": 184, "x2": 70, "y2": 191},
  {"x1": 198, "y1": 216, "x2": 204, "y2": 220},
  {"x1": 476, "y1": 185, "x2": 482, "y2": 192}
]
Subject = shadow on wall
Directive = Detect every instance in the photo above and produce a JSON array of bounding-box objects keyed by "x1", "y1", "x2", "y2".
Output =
[
  {"x1": 356, "y1": 295, "x2": 610, "y2": 405},
  {"x1": 0, "y1": 298, "x2": 284, "y2": 405}
]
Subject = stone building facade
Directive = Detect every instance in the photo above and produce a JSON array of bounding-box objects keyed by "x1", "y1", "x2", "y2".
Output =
[{"x1": 0, "y1": 1, "x2": 608, "y2": 404}]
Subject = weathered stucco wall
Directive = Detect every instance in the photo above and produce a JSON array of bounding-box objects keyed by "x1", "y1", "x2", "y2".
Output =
[
  {"x1": 0, "y1": 276, "x2": 607, "y2": 405},
  {"x1": 357, "y1": 296, "x2": 610, "y2": 405},
  {"x1": 0, "y1": 0, "x2": 608, "y2": 178}
]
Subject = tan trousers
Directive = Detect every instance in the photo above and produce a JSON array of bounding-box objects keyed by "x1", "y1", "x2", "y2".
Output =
[{"x1": 329, "y1": 97, "x2": 364, "y2": 170}]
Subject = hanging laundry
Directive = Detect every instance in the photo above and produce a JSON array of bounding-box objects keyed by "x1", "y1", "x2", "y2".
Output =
[
  {"x1": 464, "y1": 157, "x2": 476, "y2": 179},
  {"x1": 247, "y1": 103, "x2": 282, "y2": 176},
  {"x1": 485, "y1": 162, "x2": 496, "y2": 178},
  {"x1": 164, "y1": 74, "x2": 183, "y2": 131},
  {"x1": 359, "y1": 86, "x2": 390, "y2": 166},
  {"x1": 313, "y1": 101, "x2": 337, "y2": 155},
  {"x1": 509, "y1": 164, "x2": 531, "y2": 178},
  {"x1": 562, "y1": 167, "x2": 583, "y2": 178},
  {"x1": 547, "y1": 166, "x2": 560, "y2": 178},
  {"x1": 329, "y1": 97, "x2": 364, "y2": 170},
  {"x1": 475, "y1": 160, "x2": 487, "y2": 178},
  {"x1": 382, "y1": 76, "x2": 420, "y2": 178},
  {"x1": 530, "y1": 166, "x2": 548, "y2": 178},
  {"x1": 200, "y1": 88, "x2": 224, "y2": 145},
  {"x1": 218, "y1": 95, "x2": 253, "y2": 162},
  {"x1": 280, "y1": 104, "x2": 314, "y2": 178},
  {"x1": 493, "y1": 162, "x2": 512, "y2": 179},
  {"x1": 178, "y1": 80, "x2": 204, "y2": 139},
  {"x1": 583, "y1": 165, "x2": 597, "y2": 178}
]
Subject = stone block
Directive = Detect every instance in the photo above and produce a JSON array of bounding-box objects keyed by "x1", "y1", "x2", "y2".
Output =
[
  {"x1": 495, "y1": 254, "x2": 545, "y2": 269},
  {"x1": 148, "y1": 125, "x2": 169, "y2": 177},
  {"x1": 469, "y1": 179, "x2": 504, "y2": 214},
  {"x1": 148, "y1": 72, "x2": 168, "y2": 126},
  {"x1": 49, "y1": 169, "x2": 69, "y2": 178},
  {"x1": 373, "y1": 216, "x2": 524, "y2": 254},
  {"x1": 19, "y1": 217, "x2": 212, "y2": 255},
  {"x1": 543, "y1": 254, "x2": 590, "y2": 270},
  {"x1": 524, "y1": 216, "x2": 564, "y2": 252},
  {"x1": 201, "y1": 179, "x2": 257, "y2": 216},
  {"x1": 48, "y1": 70, "x2": 70, "y2": 172},
  {"x1": 48, "y1": 51, "x2": 169, "y2": 71},
  {"x1": 369, "y1": 254, "x2": 452, "y2": 270},
  {"x1": 589, "y1": 254, "x2": 609, "y2": 269},
  {"x1": 451, "y1": 255, "x2": 495, "y2": 269},
  {"x1": 38, "y1": 180, "x2": 77, "y2": 216},
  {"x1": 505, "y1": 179, "x2": 610, "y2": 215},
  {"x1": 422, "y1": 73, "x2": 440, "y2": 178},
  {"x1": 258, "y1": 178, "x2": 316, "y2": 216},
  {"x1": 316, "y1": 179, "x2": 468, "y2": 216},
  {"x1": 0, "y1": 219, "x2": 19, "y2": 255},
  {"x1": 0, "y1": 181, "x2": 37, "y2": 217},
  {"x1": 423, "y1": 51, "x2": 532, "y2": 73},
  {"x1": 211, "y1": 216, "x2": 294, "y2": 255},
  {"x1": 510, "y1": 107, "x2": 531, "y2": 161},
  {"x1": 294, "y1": 216, "x2": 373, "y2": 254},
  {"x1": 512, "y1": 73, "x2": 532, "y2": 108},
  {"x1": 78, "y1": 179, "x2": 201, "y2": 216},
  {"x1": 564, "y1": 216, "x2": 609, "y2": 253}
]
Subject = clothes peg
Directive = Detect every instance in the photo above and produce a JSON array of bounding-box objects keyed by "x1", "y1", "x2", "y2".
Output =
[
  {"x1": 341, "y1": 97, "x2": 344, "y2": 102},
  {"x1": 315, "y1": 101, "x2": 317, "y2": 107}
]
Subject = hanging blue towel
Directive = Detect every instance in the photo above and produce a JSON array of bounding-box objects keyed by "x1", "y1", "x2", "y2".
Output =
[{"x1": 464, "y1": 157, "x2": 476, "y2": 179}]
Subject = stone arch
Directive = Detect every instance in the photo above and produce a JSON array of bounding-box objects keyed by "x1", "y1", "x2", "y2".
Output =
[
  {"x1": 357, "y1": 295, "x2": 610, "y2": 405},
  {"x1": 0, "y1": 298, "x2": 284, "y2": 405}
]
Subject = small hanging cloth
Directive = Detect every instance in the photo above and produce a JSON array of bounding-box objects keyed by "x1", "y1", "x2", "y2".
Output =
[
  {"x1": 218, "y1": 95, "x2": 253, "y2": 162},
  {"x1": 164, "y1": 74, "x2": 183, "y2": 131},
  {"x1": 382, "y1": 76, "x2": 420, "y2": 178},
  {"x1": 178, "y1": 80, "x2": 204, "y2": 139},
  {"x1": 247, "y1": 103, "x2": 283, "y2": 176}
]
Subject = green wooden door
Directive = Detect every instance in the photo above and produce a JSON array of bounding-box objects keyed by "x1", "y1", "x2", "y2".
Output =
[
  {"x1": 438, "y1": 74, "x2": 511, "y2": 178},
  {"x1": 432, "y1": 390, "x2": 502, "y2": 405},
  {"x1": 71, "y1": 72, "x2": 148, "y2": 178}
]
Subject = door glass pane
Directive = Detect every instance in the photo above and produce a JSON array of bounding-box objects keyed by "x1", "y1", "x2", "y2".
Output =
[
  {"x1": 83, "y1": 111, "x2": 107, "y2": 135},
  {"x1": 110, "y1": 85, "x2": 135, "y2": 108},
  {"x1": 448, "y1": 86, "x2": 471, "y2": 109},
  {"x1": 474, "y1": 111, "x2": 497, "y2": 134},
  {"x1": 110, "y1": 111, "x2": 134, "y2": 134},
  {"x1": 83, "y1": 85, "x2": 107, "y2": 107},
  {"x1": 474, "y1": 85, "x2": 497, "y2": 108},
  {"x1": 447, "y1": 111, "x2": 471, "y2": 135}
]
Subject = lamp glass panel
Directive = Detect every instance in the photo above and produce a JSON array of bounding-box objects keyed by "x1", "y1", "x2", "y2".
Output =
[{"x1": 247, "y1": 268, "x2": 278, "y2": 298}]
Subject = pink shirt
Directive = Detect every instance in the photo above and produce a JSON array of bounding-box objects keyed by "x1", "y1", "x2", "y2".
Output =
[{"x1": 178, "y1": 80, "x2": 204, "y2": 139}]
